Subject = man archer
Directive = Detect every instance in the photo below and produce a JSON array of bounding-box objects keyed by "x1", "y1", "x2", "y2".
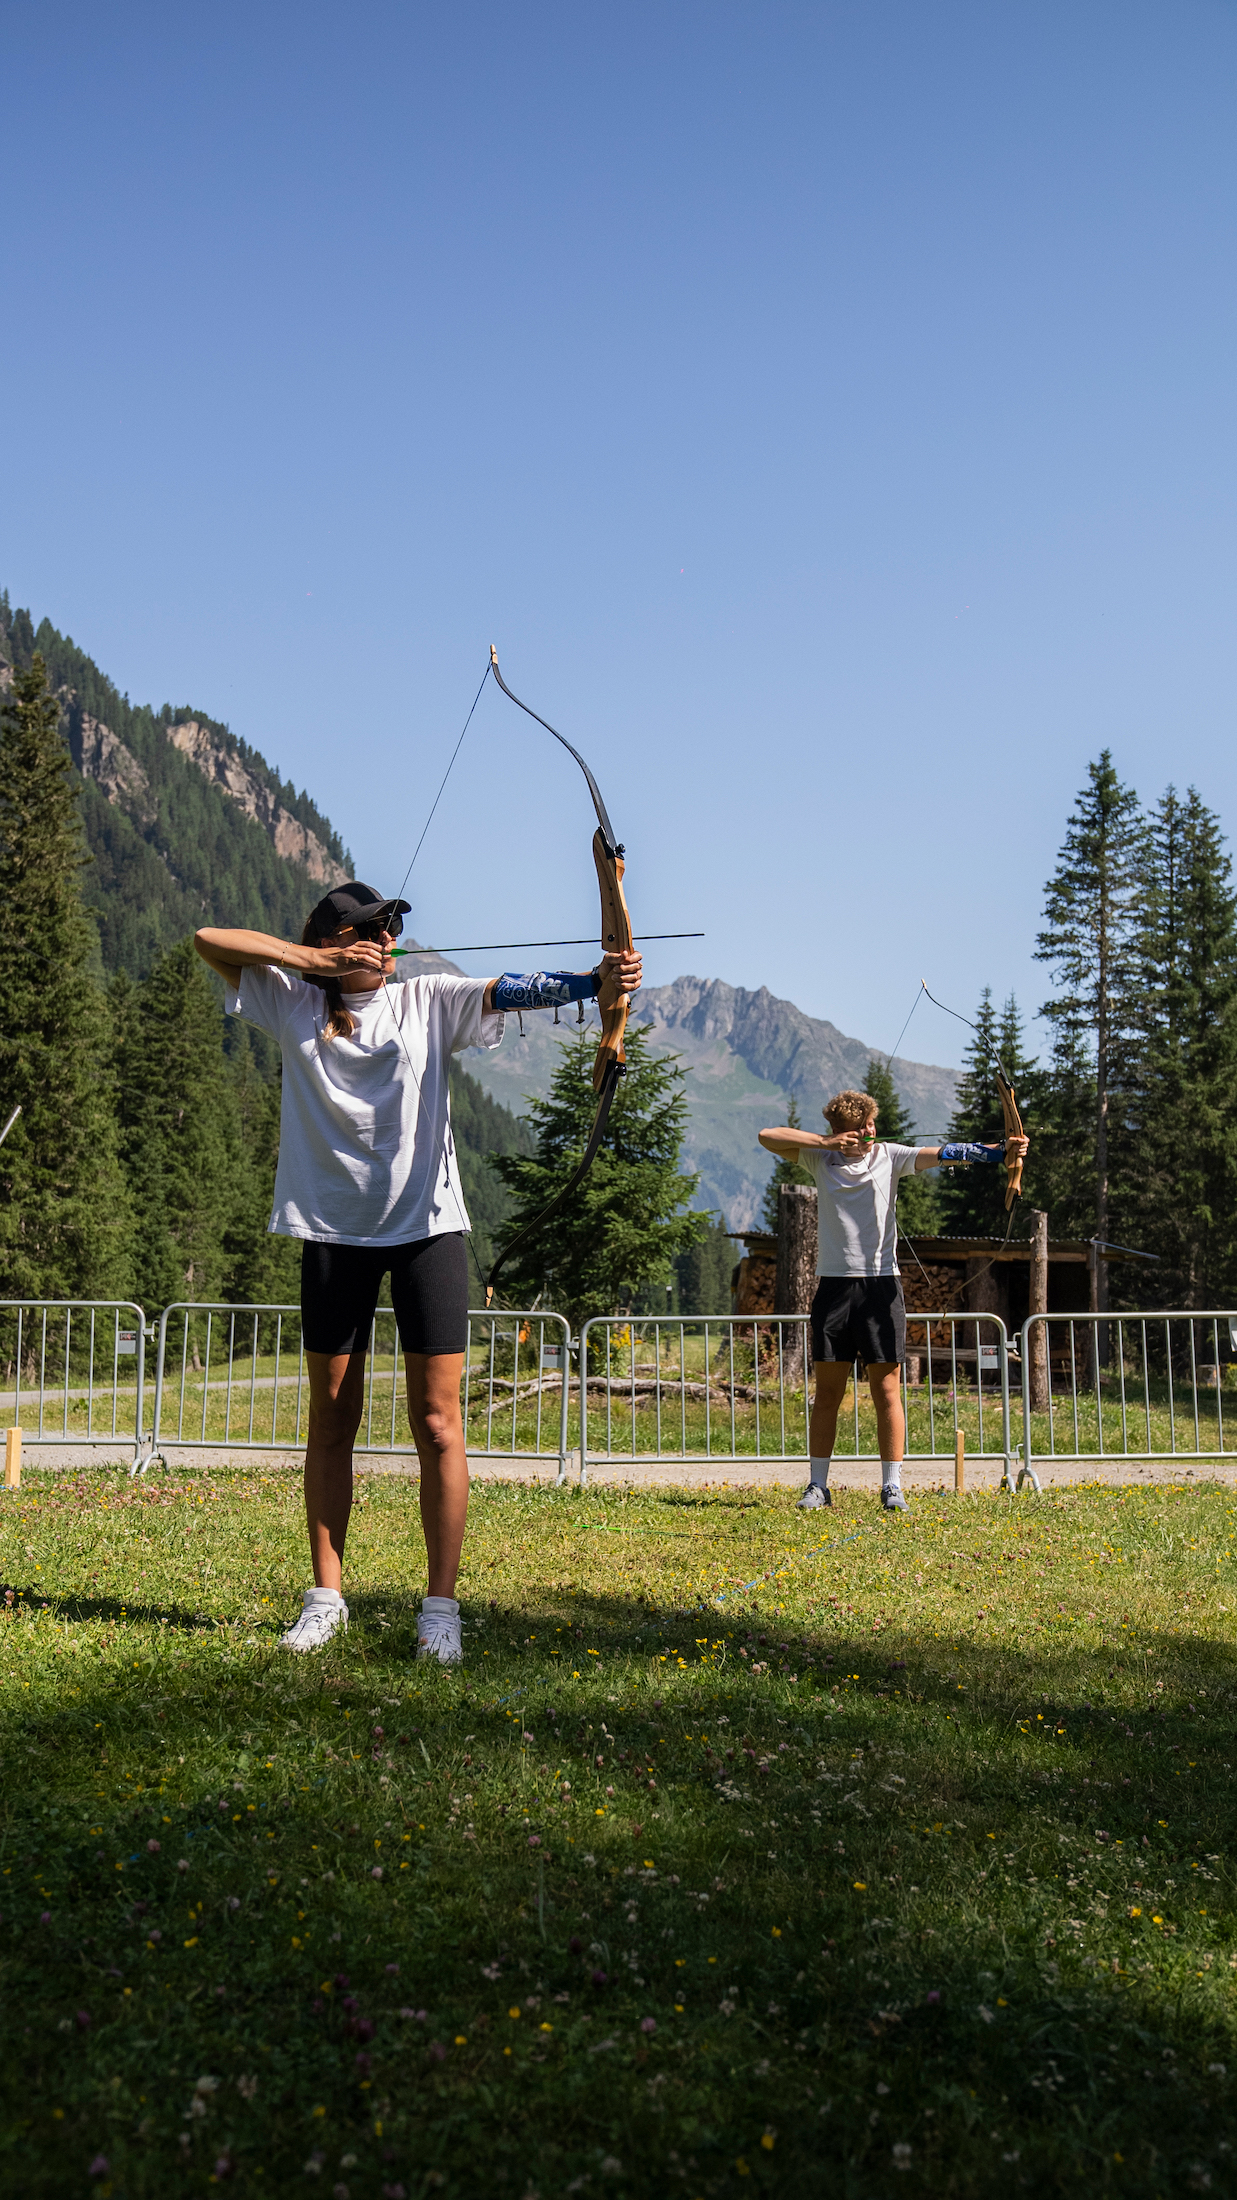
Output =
[{"x1": 759, "y1": 1088, "x2": 1029, "y2": 1511}]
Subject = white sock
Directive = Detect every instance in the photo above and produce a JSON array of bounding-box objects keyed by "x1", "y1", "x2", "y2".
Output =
[
  {"x1": 306, "y1": 1585, "x2": 344, "y2": 1605},
  {"x1": 421, "y1": 1595, "x2": 459, "y2": 1616},
  {"x1": 881, "y1": 1460, "x2": 902, "y2": 1492},
  {"x1": 809, "y1": 1456, "x2": 831, "y2": 1489}
]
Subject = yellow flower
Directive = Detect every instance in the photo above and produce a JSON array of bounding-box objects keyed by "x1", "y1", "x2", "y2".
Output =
[
  {"x1": 761, "y1": 2132, "x2": 776, "y2": 2151},
  {"x1": 853, "y1": 1882, "x2": 866, "y2": 1891},
  {"x1": 1130, "y1": 1906, "x2": 1142, "y2": 1918},
  {"x1": 771, "y1": 1927, "x2": 782, "y2": 1938},
  {"x1": 508, "y1": 2007, "x2": 521, "y2": 2020}
]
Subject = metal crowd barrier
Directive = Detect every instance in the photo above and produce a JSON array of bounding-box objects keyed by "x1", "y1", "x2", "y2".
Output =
[
  {"x1": 576, "y1": 1312, "x2": 1022, "y2": 1485},
  {"x1": 1019, "y1": 1309, "x2": 1237, "y2": 1465},
  {"x1": 0, "y1": 1301, "x2": 151, "y2": 1467},
  {"x1": 149, "y1": 1303, "x2": 573, "y2": 1480}
]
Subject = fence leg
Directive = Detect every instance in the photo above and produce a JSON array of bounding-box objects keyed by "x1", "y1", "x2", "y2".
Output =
[
  {"x1": 4, "y1": 1427, "x2": 20, "y2": 1489},
  {"x1": 954, "y1": 1428, "x2": 965, "y2": 1494}
]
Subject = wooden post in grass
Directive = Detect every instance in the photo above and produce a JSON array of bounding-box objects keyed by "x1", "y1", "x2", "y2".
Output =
[
  {"x1": 4, "y1": 1427, "x2": 21, "y2": 1489},
  {"x1": 1028, "y1": 1209, "x2": 1050, "y2": 1414},
  {"x1": 954, "y1": 1426, "x2": 965, "y2": 1494},
  {"x1": 775, "y1": 1184, "x2": 817, "y2": 1386}
]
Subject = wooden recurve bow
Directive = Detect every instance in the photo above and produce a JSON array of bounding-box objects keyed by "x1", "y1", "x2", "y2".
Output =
[{"x1": 482, "y1": 647, "x2": 633, "y2": 1306}]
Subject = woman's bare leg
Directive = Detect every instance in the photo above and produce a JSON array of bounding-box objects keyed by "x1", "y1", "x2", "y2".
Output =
[
  {"x1": 304, "y1": 1350, "x2": 368, "y2": 1590},
  {"x1": 405, "y1": 1351, "x2": 468, "y2": 1597}
]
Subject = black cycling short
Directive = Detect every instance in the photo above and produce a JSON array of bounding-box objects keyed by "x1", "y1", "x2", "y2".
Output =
[
  {"x1": 300, "y1": 1233, "x2": 470, "y2": 1357},
  {"x1": 810, "y1": 1275, "x2": 906, "y2": 1369}
]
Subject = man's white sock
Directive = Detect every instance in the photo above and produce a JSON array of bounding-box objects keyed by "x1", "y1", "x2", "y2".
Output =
[
  {"x1": 809, "y1": 1456, "x2": 831, "y2": 1489},
  {"x1": 306, "y1": 1585, "x2": 344, "y2": 1605},
  {"x1": 881, "y1": 1460, "x2": 902, "y2": 1492},
  {"x1": 421, "y1": 1595, "x2": 459, "y2": 1616}
]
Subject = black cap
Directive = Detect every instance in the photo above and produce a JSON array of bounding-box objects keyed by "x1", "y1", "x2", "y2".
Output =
[{"x1": 307, "y1": 881, "x2": 412, "y2": 935}]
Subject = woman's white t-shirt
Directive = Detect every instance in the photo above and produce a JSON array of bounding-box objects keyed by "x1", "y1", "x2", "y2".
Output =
[
  {"x1": 225, "y1": 967, "x2": 505, "y2": 1246},
  {"x1": 802, "y1": 1143, "x2": 922, "y2": 1277}
]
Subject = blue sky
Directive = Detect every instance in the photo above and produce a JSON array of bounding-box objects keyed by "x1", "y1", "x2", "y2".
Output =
[{"x1": 4, "y1": 1, "x2": 1236, "y2": 1073}]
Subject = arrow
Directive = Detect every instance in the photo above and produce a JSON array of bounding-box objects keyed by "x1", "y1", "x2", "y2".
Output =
[{"x1": 387, "y1": 931, "x2": 703, "y2": 957}]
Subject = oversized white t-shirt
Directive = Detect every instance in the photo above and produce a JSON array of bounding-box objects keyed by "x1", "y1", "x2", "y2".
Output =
[
  {"x1": 225, "y1": 967, "x2": 505, "y2": 1246},
  {"x1": 803, "y1": 1142, "x2": 922, "y2": 1277}
]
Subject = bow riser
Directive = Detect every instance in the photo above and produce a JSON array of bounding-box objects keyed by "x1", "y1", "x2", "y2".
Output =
[
  {"x1": 997, "y1": 1070, "x2": 1025, "y2": 1212},
  {"x1": 592, "y1": 829, "x2": 632, "y2": 1093}
]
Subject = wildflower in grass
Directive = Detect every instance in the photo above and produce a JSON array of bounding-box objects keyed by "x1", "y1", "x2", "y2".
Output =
[
  {"x1": 88, "y1": 2156, "x2": 109, "y2": 2177},
  {"x1": 429, "y1": 2042, "x2": 446, "y2": 2062},
  {"x1": 892, "y1": 2144, "x2": 912, "y2": 2170},
  {"x1": 177, "y1": 1859, "x2": 189, "y2": 1874},
  {"x1": 370, "y1": 1866, "x2": 383, "y2": 1880},
  {"x1": 385, "y1": 1961, "x2": 399, "y2": 1974},
  {"x1": 237, "y1": 2075, "x2": 258, "y2": 2099},
  {"x1": 76, "y1": 2010, "x2": 91, "y2": 2030},
  {"x1": 640, "y1": 2017, "x2": 656, "y2": 2034},
  {"x1": 40, "y1": 1910, "x2": 50, "y2": 1924},
  {"x1": 592, "y1": 1970, "x2": 607, "y2": 1987},
  {"x1": 925, "y1": 1991, "x2": 940, "y2": 2005}
]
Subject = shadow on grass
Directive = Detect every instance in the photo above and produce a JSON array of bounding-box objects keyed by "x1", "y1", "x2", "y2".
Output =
[{"x1": 2, "y1": 1572, "x2": 1234, "y2": 2191}]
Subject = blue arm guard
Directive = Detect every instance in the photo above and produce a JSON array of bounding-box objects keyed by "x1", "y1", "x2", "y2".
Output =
[
  {"x1": 939, "y1": 1140, "x2": 1004, "y2": 1165},
  {"x1": 493, "y1": 968, "x2": 600, "y2": 1013}
]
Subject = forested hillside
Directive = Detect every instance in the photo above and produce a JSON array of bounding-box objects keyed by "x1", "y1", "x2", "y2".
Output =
[{"x1": 0, "y1": 593, "x2": 351, "y2": 976}]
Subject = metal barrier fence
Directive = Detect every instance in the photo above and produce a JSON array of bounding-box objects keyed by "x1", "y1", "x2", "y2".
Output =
[
  {"x1": 0, "y1": 1301, "x2": 151, "y2": 1465},
  {"x1": 150, "y1": 1304, "x2": 573, "y2": 1479},
  {"x1": 576, "y1": 1312, "x2": 1021, "y2": 1484},
  {"x1": 1020, "y1": 1310, "x2": 1237, "y2": 1466}
]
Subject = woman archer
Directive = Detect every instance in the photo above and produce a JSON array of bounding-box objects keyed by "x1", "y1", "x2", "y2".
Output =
[{"x1": 195, "y1": 883, "x2": 641, "y2": 1661}]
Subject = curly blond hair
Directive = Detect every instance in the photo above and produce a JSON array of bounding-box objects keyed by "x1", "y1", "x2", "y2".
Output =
[{"x1": 823, "y1": 1088, "x2": 877, "y2": 1132}]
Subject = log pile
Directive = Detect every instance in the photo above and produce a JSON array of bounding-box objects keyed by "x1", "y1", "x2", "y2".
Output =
[{"x1": 902, "y1": 1260, "x2": 965, "y2": 1345}]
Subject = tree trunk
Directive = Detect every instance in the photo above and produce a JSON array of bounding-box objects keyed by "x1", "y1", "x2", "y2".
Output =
[
  {"x1": 1028, "y1": 1208, "x2": 1050, "y2": 1412},
  {"x1": 775, "y1": 1183, "x2": 817, "y2": 1385}
]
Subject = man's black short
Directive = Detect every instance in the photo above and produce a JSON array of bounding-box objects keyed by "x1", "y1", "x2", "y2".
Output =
[
  {"x1": 300, "y1": 1233, "x2": 470, "y2": 1357},
  {"x1": 810, "y1": 1275, "x2": 906, "y2": 1368}
]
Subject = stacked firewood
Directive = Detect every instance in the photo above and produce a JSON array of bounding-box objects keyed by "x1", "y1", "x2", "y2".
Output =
[{"x1": 902, "y1": 1261, "x2": 965, "y2": 1345}]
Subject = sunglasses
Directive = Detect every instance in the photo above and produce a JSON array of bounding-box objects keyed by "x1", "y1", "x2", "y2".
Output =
[{"x1": 351, "y1": 915, "x2": 404, "y2": 943}]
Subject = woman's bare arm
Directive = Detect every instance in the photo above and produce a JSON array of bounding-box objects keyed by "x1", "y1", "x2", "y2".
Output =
[{"x1": 193, "y1": 928, "x2": 389, "y2": 988}]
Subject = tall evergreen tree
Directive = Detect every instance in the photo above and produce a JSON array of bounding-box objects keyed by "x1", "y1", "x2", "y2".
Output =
[
  {"x1": 1124, "y1": 786, "x2": 1237, "y2": 1303},
  {"x1": 759, "y1": 1094, "x2": 815, "y2": 1232},
  {"x1": 1035, "y1": 751, "x2": 1146, "y2": 1310},
  {"x1": 115, "y1": 941, "x2": 244, "y2": 1310},
  {"x1": 489, "y1": 1026, "x2": 706, "y2": 1327},
  {"x1": 0, "y1": 655, "x2": 133, "y2": 1298},
  {"x1": 937, "y1": 994, "x2": 1046, "y2": 1236},
  {"x1": 863, "y1": 1055, "x2": 940, "y2": 1233}
]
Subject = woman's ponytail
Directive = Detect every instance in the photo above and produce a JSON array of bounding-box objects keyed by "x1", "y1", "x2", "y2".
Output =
[{"x1": 300, "y1": 919, "x2": 356, "y2": 1042}]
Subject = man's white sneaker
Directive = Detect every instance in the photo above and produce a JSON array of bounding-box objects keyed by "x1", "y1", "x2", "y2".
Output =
[
  {"x1": 280, "y1": 1588, "x2": 348, "y2": 1652},
  {"x1": 417, "y1": 1598, "x2": 463, "y2": 1664},
  {"x1": 796, "y1": 1484, "x2": 832, "y2": 1509}
]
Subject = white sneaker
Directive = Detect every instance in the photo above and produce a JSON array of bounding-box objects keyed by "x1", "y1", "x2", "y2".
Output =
[
  {"x1": 796, "y1": 1483, "x2": 832, "y2": 1509},
  {"x1": 279, "y1": 1588, "x2": 348, "y2": 1652},
  {"x1": 417, "y1": 1598, "x2": 463, "y2": 1664}
]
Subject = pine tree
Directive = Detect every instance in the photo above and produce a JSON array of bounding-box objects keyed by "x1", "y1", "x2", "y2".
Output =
[
  {"x1": 937, "y1": 994, "x2": 1045, "y2": 1236},
  {"x1": 0, "y1": 655, "x2": 133, "y2": 1298},
  {"x1": 1124, "y1": 787, "x2": 1237, "y2": 1303},
  {"x1": 1035, "y1": 752, "x2": 1146, "y2": 1308},
  {"x1": 759, "y1": 1095, "x2": 816, "y2": 1232},
  {"x1": 488, "y1": 1025, "x2": 706, "y2": 1327},
  {"x1": 115, "y1": 941, "x2": 243, "y2": 1311},
  {"x1": 864, "y1": 1056, "x2": 940, "y2": 1233}
]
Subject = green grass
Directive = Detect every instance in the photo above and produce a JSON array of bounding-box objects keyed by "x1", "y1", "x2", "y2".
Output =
[{"x1": 1, "y1": 1469, "x2": 1234, "y2": 2197}]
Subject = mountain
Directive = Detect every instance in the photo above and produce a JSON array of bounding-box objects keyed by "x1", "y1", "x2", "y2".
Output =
[
  {"x1": 462, "y1": 973, "x2": 960, "y2": 1229},
  {"x1": 0, "y1": 593, "x2": 352, "y2": 976}
]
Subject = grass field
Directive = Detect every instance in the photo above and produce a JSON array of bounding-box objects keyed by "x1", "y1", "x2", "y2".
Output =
[{"x1": 0, "y1": 1467, "x2": 1234, "y2": 2198}]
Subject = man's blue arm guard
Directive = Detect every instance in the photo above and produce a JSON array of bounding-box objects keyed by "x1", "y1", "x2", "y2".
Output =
[
  {"x1": 939, "y1": 1140, "x2": 1005, "y2": 1165},
  {"x1": 493, "y1": 969, "x2": 600, "y2": 1013}
]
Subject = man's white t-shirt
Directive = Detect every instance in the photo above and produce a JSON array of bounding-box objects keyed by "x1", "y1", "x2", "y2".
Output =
[
  {"x1": 803, "y1": 1143, "x2": 922, "y2": 1278},
  {"x1": 225, "y1": 967, "x2": 505, "y2": 1246}
]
